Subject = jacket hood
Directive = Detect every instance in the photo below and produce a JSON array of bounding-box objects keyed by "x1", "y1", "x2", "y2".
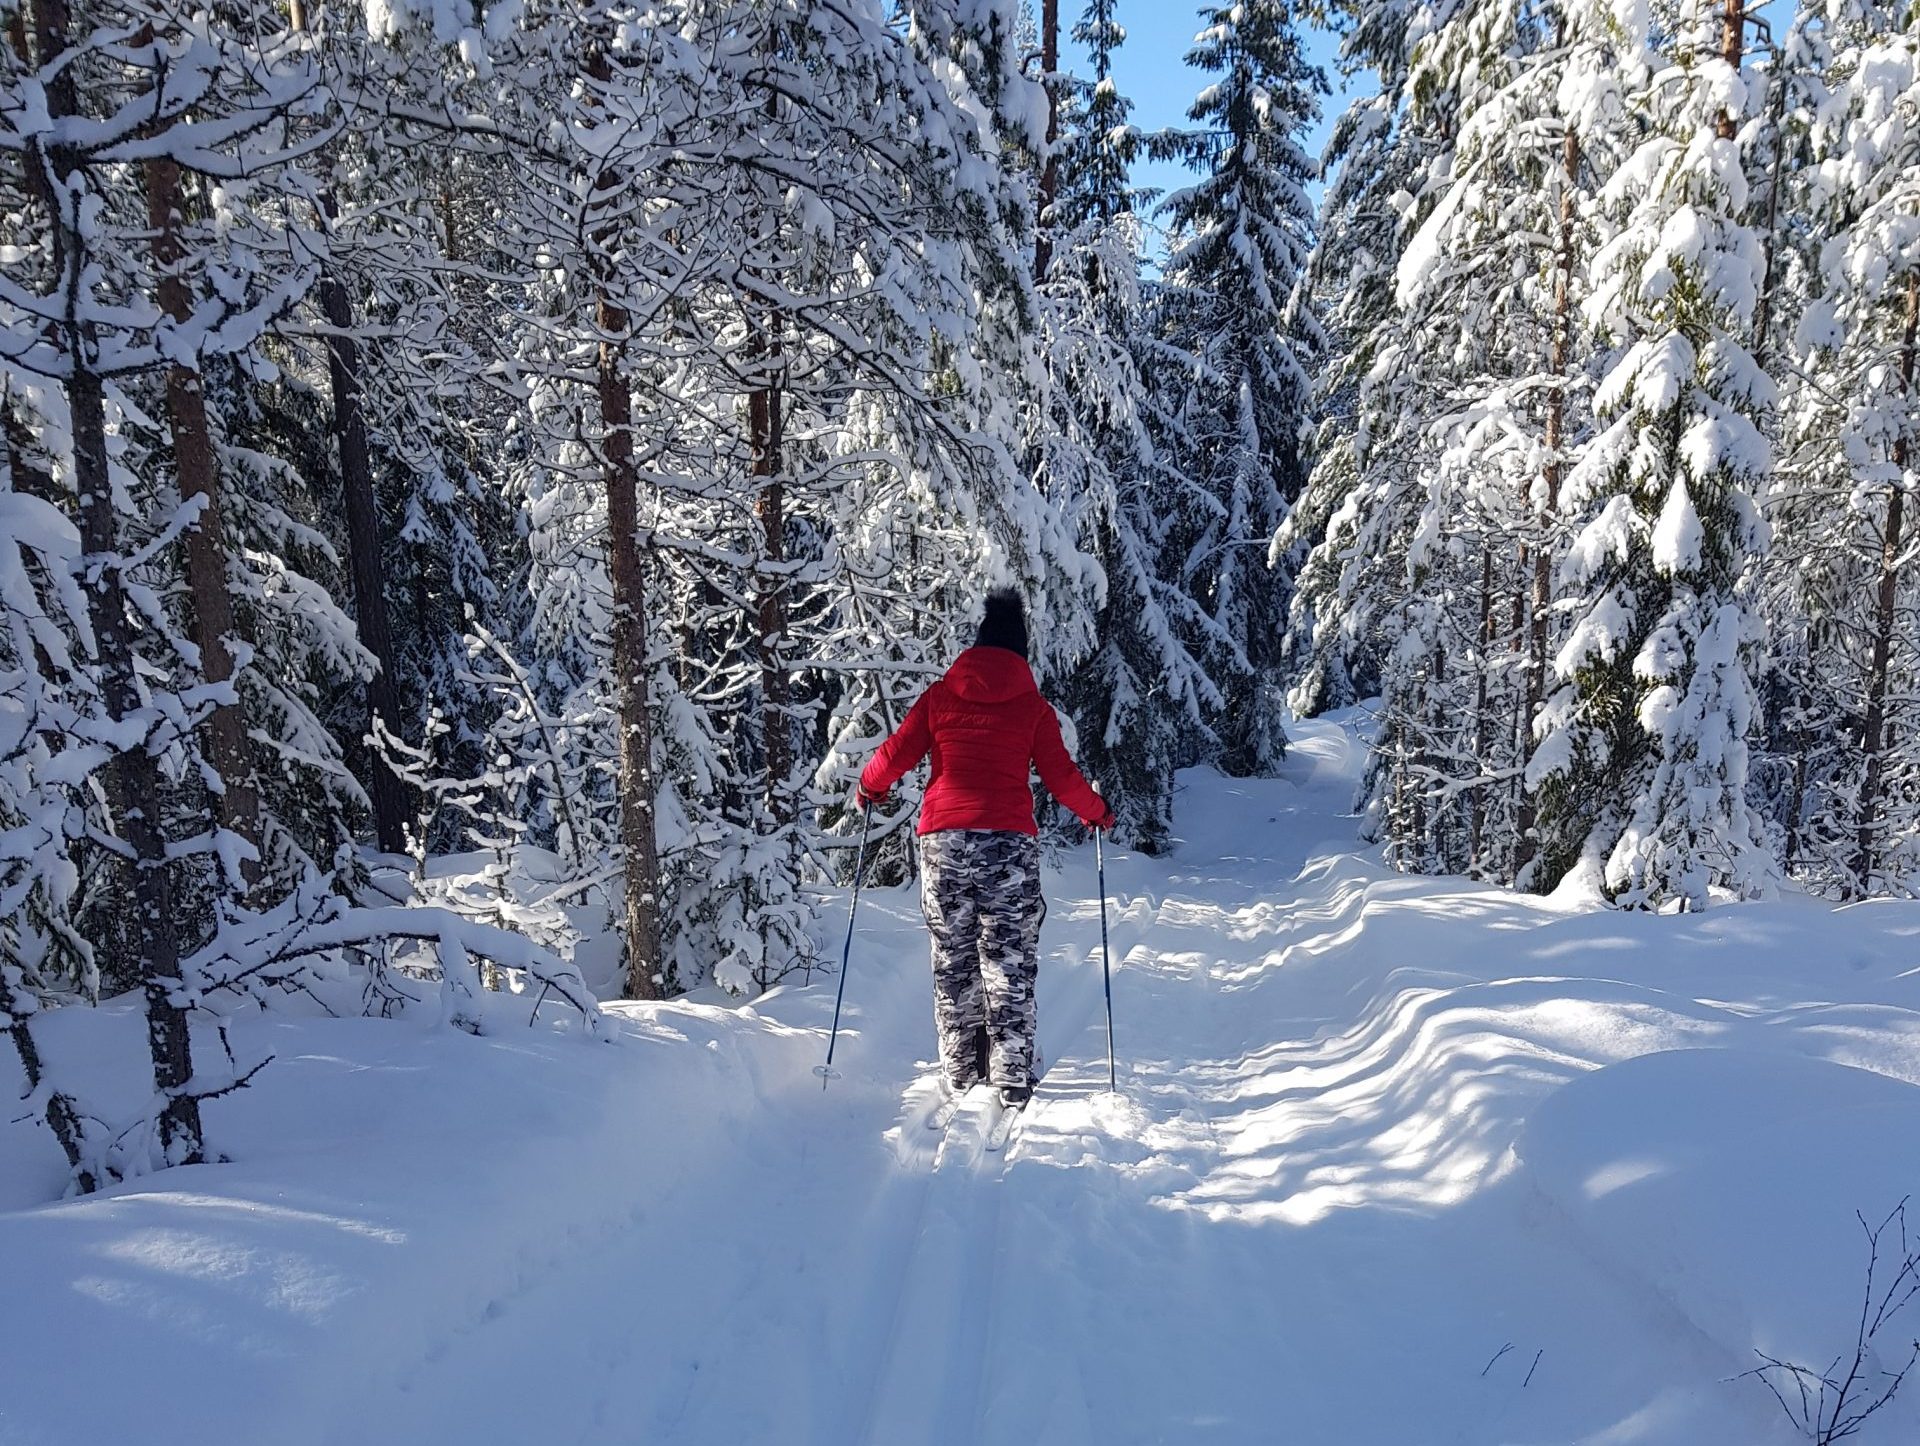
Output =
[{"x1": 944, "y1": 645, "x2": 1038, "y2": 704}]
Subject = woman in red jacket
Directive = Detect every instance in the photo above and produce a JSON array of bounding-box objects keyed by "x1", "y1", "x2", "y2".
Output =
[{"x1": 857, "y1": 589, "x2": 1114, "y2": 1108}]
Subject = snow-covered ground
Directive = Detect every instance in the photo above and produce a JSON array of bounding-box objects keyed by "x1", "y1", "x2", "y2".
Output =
[{"x1": 8, "y1": 711, "x2": 1920, "y2": 1445}]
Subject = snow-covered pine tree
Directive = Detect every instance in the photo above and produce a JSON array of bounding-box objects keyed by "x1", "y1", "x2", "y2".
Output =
[
  {"x1": 1764, "y1": 0, "x2": 1920, "y2": 897},
  {"x1": 1313, "y1": 0, "x2": 1638, "y2": 881},
  {"x1": 1151, "y1": 0, "x2": 1326, "y2": 777},
  {"x1": 1533, "y1": 0, "x2": 1776, "y2": 908},
  {"x1": 1280, "y1": 0, "x2": 1437, "y2": 726},
  {"x1": 1045, "y1": 0, "x2": 1219, "y2": 851},
  {"x1": 0, "y1": 0, "x2": 344, "y2": 1165},
  {"x1": 472, "y1": 0, "x2": 1096, "y2": 992}
]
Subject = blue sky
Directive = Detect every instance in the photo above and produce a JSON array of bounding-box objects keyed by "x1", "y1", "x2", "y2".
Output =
[{"x1": 1066, "y1": 5, "x2": 1355, "y2": 252}]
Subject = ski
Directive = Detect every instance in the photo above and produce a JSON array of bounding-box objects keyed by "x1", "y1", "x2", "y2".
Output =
[
  {"x1": 926, "y1": 1094, "x2": 962, "y2": 1132},
  {"x1": 983, "y1": 1094, "x2": 1027, "y2": 1153}
]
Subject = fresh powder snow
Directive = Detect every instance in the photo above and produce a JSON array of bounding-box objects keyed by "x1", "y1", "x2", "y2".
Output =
[{"x1": 6, "y1": 712, "x2": 1919, "y2": 1445}]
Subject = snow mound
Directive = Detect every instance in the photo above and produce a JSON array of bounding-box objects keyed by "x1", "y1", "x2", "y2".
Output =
[{"x1": 1519, "y1": 1046, "x2": 1920, "y2": 1417}]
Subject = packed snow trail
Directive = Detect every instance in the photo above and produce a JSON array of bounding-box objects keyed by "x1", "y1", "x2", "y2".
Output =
[{"x1": 9, "y1": 711, "x2": 1920, "y2": 1444}]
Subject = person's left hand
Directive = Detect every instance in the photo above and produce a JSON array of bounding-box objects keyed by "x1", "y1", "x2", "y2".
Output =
[{"x1": 855, "y1": 783, "x2": 890, "y2": 810}]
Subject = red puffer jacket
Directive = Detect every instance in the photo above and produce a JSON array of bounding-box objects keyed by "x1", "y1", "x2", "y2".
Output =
[{"x1": 860, "y1": 646, "x2": 1107, "y2": 836}]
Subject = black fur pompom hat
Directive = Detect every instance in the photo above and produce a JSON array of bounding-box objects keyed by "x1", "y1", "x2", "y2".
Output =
[{"x1": 975, "y1": 587, "x2": 1029, "y2": 660}]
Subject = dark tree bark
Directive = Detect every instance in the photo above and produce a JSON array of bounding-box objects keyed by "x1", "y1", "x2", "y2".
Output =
[
  {"x1": 317, "y1": 259, "x2": 408, "y2": 856},
  {"x1": 1470, "y1": 545, "x2": 1492, "y2": 870},
  {"x1": 600, "y1": 295, "x2": 664, "y2": 1001},
  {"x1": 1852, "y1": 273, "x2": 1919, "y2": 894},
  {"x1": 1033, "y1": 0, "x2": 1061, "y2": 283},
  {"x1": 748, "y1": 311, "x2": 791, "y2": 825},
  {"x1": 143, "y1": 149, "x2": 262, "y2": 892},
  {"x1": 0, "y1": 967, "x2": 98, "y2": 1192},
  {"x1": 584, "y1": 51, "x2": 664, "y2": 1000},
  {"x1": 285, "y1": 0, "x2": 407, "y2": 856}
]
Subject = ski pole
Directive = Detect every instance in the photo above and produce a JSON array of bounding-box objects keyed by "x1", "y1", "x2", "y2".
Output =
[
  {"x1": 1097, "y1": 825, "x2": 1116, "y2": 1093},
  {"x1": 817, "y1": 798, "x2": 874, "y2": 1089}
]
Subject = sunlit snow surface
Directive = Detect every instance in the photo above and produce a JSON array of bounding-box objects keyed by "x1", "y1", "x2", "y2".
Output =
[{"x1": 6, "y1": 709, "x2": 1920, "y2": 1444}]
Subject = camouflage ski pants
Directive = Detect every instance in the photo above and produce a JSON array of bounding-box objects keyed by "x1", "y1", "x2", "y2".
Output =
[{"x1": 919, "y1": 829, "x2": 1045, "y2": 1091}]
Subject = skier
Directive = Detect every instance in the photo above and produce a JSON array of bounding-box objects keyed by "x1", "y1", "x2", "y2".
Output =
[{"x1": 857, "y1": 588, "x2": 1114, "y2": 1110}]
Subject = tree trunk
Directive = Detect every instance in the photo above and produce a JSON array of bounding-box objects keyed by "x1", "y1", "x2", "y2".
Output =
[
  {"x1": 749, "y1": 311, "x2": 791, "y2": 825},
  {"x1": 1851, "y1": 273, "x2": 1920, "y2": 894},
  {"x1": 285, "y1": 0, "x2": 407, "y2": 856},
  {"x1": 1032, "y1": 0, "x2": 1061, "y2": 283},
  {"x1": 35, "y1": 0, "x2": 202, "y2": 1164},
  {"x1": 1518, "y1": 124, "x2": 1582, "y2": 879},
  {"x1": 1784, "y1": 739, "x2": 1809, "y2": 876},
  {"x1": 1751, "y1": 39, "x2": 1792, "y2": 361},
  {"x1": 1470, "y1": 545, "x2": 1492, "y2": 871},
  {"x1": 580, "y1": 64, "x2": 665, "y2": 999},
  {"x1": 0, "y1": 969, "x2": 98, "y2": 1192},
  {"x1": 317, "y1": 259, "x2": 408, "y2": 855},
  {"x1": 601, "y1": 300, "x2": 664, "y2": 1001},
  {"x1": 143, "y1": 150, "x2": 262, "y2": 892},
  {"x1": 1717, "y1": 0, "x2": 1742, "y2": 141}
]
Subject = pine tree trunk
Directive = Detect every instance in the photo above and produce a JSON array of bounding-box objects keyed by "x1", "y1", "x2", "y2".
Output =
[
  {"x1": 0, "y1": 968, "x2": 97, "y2": 1192},
  {"x1": 1518, "y1": 125, "x2": 1582, "y2": 879},
  {"x1": 601, "y1": 300, "x2": 664, "y2": 1001},
  {"x1": 1750, "y1": 39, "x2": 1793, "y2": 361},
  {"x1": 1851, "y1": 272, "x2": 1919, "y2": 894},
  {"x1": 1717, "y1": 0, "x2": 1742, "y2": 141},
  {"x1": 580, "y1": 66, "x2": 665, "y2": 999},
  {"x1": 35, "y1": 0, "x2": 202, "y2": 1163},
  {"x1": 1470, "y1": 545, "x2": 1492, "y2": 871},
  {"x1": 1784, "y1": 741, "x2": 1809, "y2": 876},
  {"x1": 318, "y1": 259, "x2": 408, "y2": 855},
  {"x1": 1033, "y1": 0, "x2": 1060, "y2": 282},
  {"x1": 1425, "y1": 641, "x2": 1445, "y2": 867},
  {"x1": 749, "y1": 312, "x2": 791, "y2": 825},
  {"x1": 285, "y1": 0, "x2": 407, "y2": 856},
  {"x1": 143, "y1": 150, "x2": 262, "y2": 892}
]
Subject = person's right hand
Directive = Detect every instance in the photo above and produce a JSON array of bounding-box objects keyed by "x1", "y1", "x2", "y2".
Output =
[
  {"x1": 1093, "y1": 802, "x2": 1117, "y2": 832},
  {"x1": 855, "y1": 783, "x2": 890, "y2": 810}
]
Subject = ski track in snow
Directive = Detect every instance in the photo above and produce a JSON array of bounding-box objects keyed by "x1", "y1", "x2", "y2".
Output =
[{"x1": 11, "y1": 712, "x2": 1920, "y2": 1443}]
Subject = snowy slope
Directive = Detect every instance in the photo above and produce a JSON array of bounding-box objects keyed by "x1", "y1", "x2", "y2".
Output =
[{"x1": 7, "y1": 711, "x2": 1920, "y2": 1444}]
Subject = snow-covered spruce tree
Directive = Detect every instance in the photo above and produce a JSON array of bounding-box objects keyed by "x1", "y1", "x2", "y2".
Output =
[
  {"x1": 279, "y1": 0, "x2": 434, "y2": 859},
  {"x1": 323, "y1": 16, "x2": 529, "y2": 866},
  {"x1": 898, "y1": 0, "x2": 1101, "y2": 673},
  {"x1": 1532, "y1": 0, "x2": 1775, "y2": 908},
  {"x1": 1306, "y1": 0, "x2": 1640, "y2": 881},
  {"x1": 792, "y1": 0, "x2": 1104, "y2": 886},
  {"x1": 1151, "y1": 0, "x2": 1326, "y2": 777},
  {"x1": 1276, "y1": 0, "x2": 1436, "y2": 727},
  {"x1": 1043, "y1": 0, "x2": 1219, "y2": 853},
  {"x1": 1764, "y1": 0, "x2": 1920, "y2": 896},
  {"x1": 483, "y1": 0, "x2": 697, "y2": 998}
]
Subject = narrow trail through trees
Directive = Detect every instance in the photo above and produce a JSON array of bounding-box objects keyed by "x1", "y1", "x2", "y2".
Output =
[{"x1": 318, "y1": 715, "x2": 1865, "y2": 1445}]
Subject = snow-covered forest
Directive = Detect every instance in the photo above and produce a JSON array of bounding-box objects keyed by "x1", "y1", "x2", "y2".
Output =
[
  {"x1": 2, "y1": 0, "x2": 1328, "y2": 1189},
  {"x1": 8, "y1": 0, "x2": 1920, "y2": 1435},
  {"x1": 4, "y1": 0, "x2": 1919, "y2": 1186}
]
